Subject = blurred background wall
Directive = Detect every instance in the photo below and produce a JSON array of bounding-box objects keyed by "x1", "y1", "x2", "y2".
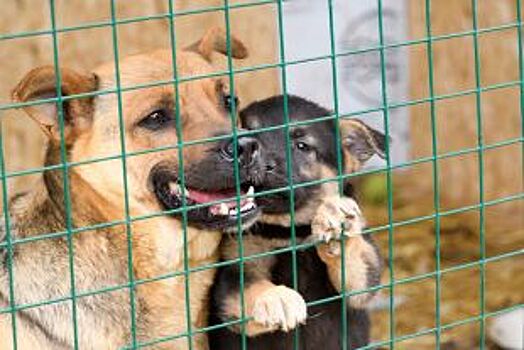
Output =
[
  {"x1": 0, "y1": 1, "x2": 522, "y2": 348},
  {"x1": 407, "y1": 0, "x2": 523, "y2": 235}
]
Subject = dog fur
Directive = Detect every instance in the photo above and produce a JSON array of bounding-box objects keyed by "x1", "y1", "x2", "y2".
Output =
[
  {"x1": 0, "y1": 28, "x2": 262, "y2": 350},
  {"x1": 208, "y1": 95, "x2": 386, "y2": 350}
]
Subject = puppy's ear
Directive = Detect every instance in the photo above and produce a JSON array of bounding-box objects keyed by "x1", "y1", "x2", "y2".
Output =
[
  {"x1": 12, "y1": 66, "x2": 98, "y2": 144},
  {"x1": 187, "y1": 27, "x2": 248, "y2": 61},
  {"x1": 339, "y1": 119, "x2": 389, "y2": 171}
]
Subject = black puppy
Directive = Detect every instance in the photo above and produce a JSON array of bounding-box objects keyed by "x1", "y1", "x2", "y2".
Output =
[{"x1": 208, "y1": 95, "x2": 386, "y2": 349}]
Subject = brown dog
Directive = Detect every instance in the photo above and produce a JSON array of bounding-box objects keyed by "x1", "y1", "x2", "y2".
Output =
[{"x1": 0, "y1": 28, "x2": 263, "y2": 349}]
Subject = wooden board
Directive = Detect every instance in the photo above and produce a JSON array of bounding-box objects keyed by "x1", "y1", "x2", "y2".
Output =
[{"x1": 406, "y1": 0, "x2": 523, "y2": 233}]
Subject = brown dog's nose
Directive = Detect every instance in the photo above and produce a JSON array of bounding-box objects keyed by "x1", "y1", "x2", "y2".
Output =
[{"x1": 221, "y1": 136, "x2": 260, "y2": 166}]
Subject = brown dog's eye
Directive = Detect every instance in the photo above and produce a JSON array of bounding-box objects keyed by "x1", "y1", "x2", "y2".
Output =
[
  {"x1": 223, "y1": 94, "x2": 239, "y2": 112},
  {"x1": 138, "y1": 109, "x2": 174, "y2": 131}
]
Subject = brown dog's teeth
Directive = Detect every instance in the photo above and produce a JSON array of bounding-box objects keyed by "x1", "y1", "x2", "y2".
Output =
[
  {"x1": 168, "y1": 182, "x2": 188, "y2": 196},
  {"x1": 168, "y1": 182, "x2": 180, "y2": 194},
  {"x1": 219, "y1": 203, "x2": 229, "y2": 216}
]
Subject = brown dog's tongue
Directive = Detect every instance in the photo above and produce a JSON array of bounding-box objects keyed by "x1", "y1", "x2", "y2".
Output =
[{"x1": 187, "y1": 188, "x2": 243, "y2": 205}]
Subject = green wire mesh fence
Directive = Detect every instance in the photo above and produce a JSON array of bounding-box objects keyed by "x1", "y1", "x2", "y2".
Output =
[{"x1": 0, "y1": 0, "x2": 523, "y2": 349}]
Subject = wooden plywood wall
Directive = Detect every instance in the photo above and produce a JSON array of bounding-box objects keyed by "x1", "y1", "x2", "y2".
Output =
[
  {"x1": 0, "y1": 0, "x2": 279, "y2": 198},
  {"x1": 407, "y1": 0, "x2": 523, "y2": 233}
]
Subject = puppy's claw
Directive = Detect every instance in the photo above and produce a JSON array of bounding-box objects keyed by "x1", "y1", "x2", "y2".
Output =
[
  {"x1": 324, "y1": 241, "x2": 341, "y2": 256},
  {"x1": 311, "y1": 196, "x2": 365, "y2": 243},
  {"x1": 252, "y1": 285, "x2": 307, "y2": 332}
]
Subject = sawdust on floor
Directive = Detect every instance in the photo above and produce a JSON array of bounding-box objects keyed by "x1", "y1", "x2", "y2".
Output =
[{"x1": 361, "y1": 183, "x2": 523, "y2": 350}]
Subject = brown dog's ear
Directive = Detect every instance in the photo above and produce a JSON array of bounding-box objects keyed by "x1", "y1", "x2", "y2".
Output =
[
  {"x1": 339, "y1": 119, "x2": 389, "y2": 171},
  {"x1": 187, "y1": 27, "x2": 248, "y2": 61},
  {"x1": 12, "y1": 66, "x2": 98, "y2": 144}
]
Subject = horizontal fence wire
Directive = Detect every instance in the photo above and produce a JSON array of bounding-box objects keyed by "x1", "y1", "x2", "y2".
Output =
[
  {"x1": 2, "y1": 242, "x2": 522, "y2": 319},
  {"x1": 0, "y1": 193, "x2": 519, "y2": 335},
  {"x1": 0, "y1": 0, "x2": 276, "y2": 42},
  {"x1": 0, "y1": 167, "x2": 522, "y2": 253},
  {"x1": 2, "y1": 20, "x2": 523, "y2": 113},
  {"x1": 0, "y1": 0, "x2": 522, "y2": 349},
  {"x1": 0, "y1": 4, "x2": 520, "y2": 44},
  {"x1": 114, "y1": 301, "x2": 524, "y2": 350}
]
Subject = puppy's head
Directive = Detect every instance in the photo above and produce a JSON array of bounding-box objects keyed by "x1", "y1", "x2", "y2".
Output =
[
  {"x1": 12, "y1": 28, "x2": 263, "y2": 231},
  {"x1": 239, "y1": 95, "x2": 387, "y2": 225}
]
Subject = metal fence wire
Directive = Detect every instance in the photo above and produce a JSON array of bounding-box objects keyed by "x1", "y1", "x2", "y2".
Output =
[{"x1": 0, "y1": 0, "x2": 523, "y2": 350}]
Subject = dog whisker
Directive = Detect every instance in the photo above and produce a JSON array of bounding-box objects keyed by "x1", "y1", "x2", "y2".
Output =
[{"x1": 307, "y1": 312, "x2": 325, "y2": 320}]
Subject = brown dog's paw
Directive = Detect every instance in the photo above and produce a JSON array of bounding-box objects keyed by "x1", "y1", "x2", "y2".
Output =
[
  {"x1": 311, "y1": 196, "x2": 365, "y2": 243},
  {"x1": 251, "y1": 285, "x2": 307, "y2": 332}
]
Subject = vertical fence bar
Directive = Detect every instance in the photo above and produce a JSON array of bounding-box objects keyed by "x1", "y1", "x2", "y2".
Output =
[
  {"x1": 48, "y1": 1, "x2": 80, "y2": 348},
  {"x1": 325, "y1": 1, "x2": 349, "y2": 349},
  {"x1": 222, "y1": 2, "x2": 249, "y2": 349},
  {"x1": 0, "y1": 123, "x2": 18, "y2": 350},
  {"x1": 108, "y1": 1, "x2": 138, "y2": 348},
  {"x1": 376, "y1": 0, "x2": 396, "y2": 348},
  {"x1": 470, "y1": 1, "x2": 487, "y2": 348},
  {"x1": 275, "y1": 1, "x2": 301, "y2": 348},
  {"x1": 517, "y1": 0, "x2": 524, "y2": 182},
  {"x1": 166, "y1": 2, "x2": 194, "y2": 349},
  {"x1": 423, "y1": 1, "x2": 443, "y2": 348}
]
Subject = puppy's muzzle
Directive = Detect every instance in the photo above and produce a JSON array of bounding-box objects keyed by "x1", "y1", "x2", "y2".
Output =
[
  {"x1": 151, "y1": 135, "x2": 265, "y2": 230},
  {"x1": 220, "y1": 136, "x2": 260, "y2": 167}
]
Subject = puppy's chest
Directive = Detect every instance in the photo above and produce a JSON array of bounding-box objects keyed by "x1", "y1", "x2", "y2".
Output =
[
  {"x1": 270, "y1": 248, "x2": 338, "y2": 301},
  {"x1": 221, "y1": 234, "x2": 298, "y2": 263},
  {"x1": 221, "y1": 225, "x2": 339, "y2": 302},
  {"x1": 221, "y1": 224, "x2": 312, "y2": 261}
]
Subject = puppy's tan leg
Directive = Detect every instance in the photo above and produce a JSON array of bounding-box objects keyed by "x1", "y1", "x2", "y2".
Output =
[
  {"x1": 223, "y1": 279, "x2": 307, "y2": 336},
  {"x1": 317, "y1": 237, "x2": 382, "y2": 308},
  {"x1": 312, "y1": 196, "x2": 382, "y2": 308}
]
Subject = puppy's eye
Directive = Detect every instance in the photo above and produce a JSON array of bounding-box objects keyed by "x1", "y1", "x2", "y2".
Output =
[
  {"x1": 223, "y1": 94, "x2": 239, "y2": 111},
  {"x1": 138, "y1": 109, "x2": 173, "y2": 131},
  {"x1": 295, "y1": 141, "x2": 311, "y2": 152}
]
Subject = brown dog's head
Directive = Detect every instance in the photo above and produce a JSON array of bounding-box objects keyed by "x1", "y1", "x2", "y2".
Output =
[
  {"x1": 12, "y1": 28, "x2": 264, "y2": 230},
  {"x1": 239, "y1": 95, "x2": 387, "y2": 225}
]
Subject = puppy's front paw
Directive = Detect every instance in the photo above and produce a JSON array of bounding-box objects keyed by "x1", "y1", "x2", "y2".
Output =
[
  {"x1": 252, "y1": 285, "x2": 307, "y2": 332},
  {"x1": 311, "y1": 196, "x2": 365, "y2": 243}
]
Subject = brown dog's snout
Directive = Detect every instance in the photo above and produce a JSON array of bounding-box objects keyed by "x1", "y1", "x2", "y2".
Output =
[{"x1": 220, "y1": 136, "x2": 260, "y2": 167}]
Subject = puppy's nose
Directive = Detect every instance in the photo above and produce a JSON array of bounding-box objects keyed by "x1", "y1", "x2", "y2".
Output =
[{"x1": 221, "y1": 136, "x2": 260, "y2": 166}]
